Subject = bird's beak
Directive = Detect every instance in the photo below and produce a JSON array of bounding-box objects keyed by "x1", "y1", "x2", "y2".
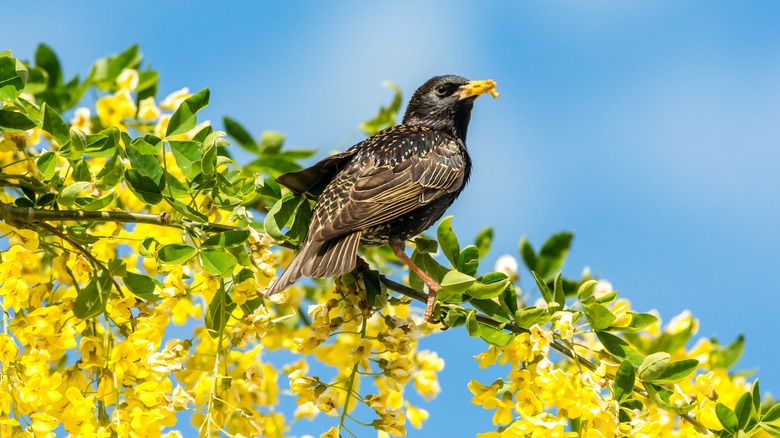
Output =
[{"x1": 455, "y1": 79, "x2": 500, "y2": 100}]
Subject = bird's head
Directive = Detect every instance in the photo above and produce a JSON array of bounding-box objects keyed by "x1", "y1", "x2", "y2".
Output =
[{"x1": 402, "y1": 75, "x2": 499, "y2": 142}]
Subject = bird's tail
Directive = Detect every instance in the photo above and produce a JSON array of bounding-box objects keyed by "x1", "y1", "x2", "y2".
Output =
[{"x1": 264, "y1": 231, "x2": 362, "y2": 297}]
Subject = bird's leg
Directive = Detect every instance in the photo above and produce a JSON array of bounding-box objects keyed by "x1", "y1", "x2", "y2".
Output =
[{"x1": 389, "y1": 237, "x2": 440, "y2": 323}]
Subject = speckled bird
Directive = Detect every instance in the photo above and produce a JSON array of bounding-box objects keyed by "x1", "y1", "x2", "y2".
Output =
[{"x1": 264, "y1": 75, "x2": 499, "y2": 320}]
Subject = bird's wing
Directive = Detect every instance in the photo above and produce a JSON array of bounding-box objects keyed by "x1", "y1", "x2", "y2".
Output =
[
  {"x1": 309, "y1": 128, "x2": 466, "y2": 243},
  {"x1": 276, "y1": 148, "x2": 358, "y2": 196}
]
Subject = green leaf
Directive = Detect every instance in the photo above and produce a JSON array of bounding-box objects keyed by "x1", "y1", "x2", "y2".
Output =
[
  {"x1": 553, "y1": 273, "x2": 565, "y2": 310},
  {"x1": 595, "y1": 331, "x2": 644, "y2": 367},
  {"x1": 201, "y1": 230, "x2": 251, "y2": 248},
  {"x1": 414, "y1": 236, "x2": 438, "y2": 254},
  {"x1": 0, "y1": 55, "x2": 27, "y2": 102},
  {"x1": 0, "y1": 108, "x2": 36, "y2": 131},
  {"x1": 36, "y1": 152, "x2": 56, "y2": 181},
  {"x1": 124, "y1": 169, "x2": 163, "y2": 205},
  {"x1": 74, "y1": 272, "x2": 111, "y2": 320},
  {"x1": 577, "y1": 279, "x2": 598, "y2": 301},
  {"x1": 440, "y1": 270, "x2": 476, "y2": 295},
  {"x1": 58, "y1": 182, "x2": 92, "y2": 207},
  {"x1": 531, "y1": 270, "x2": 553, "y2": 305},
  {"x1": 106, "y1": 45, "x2": 139, "y2": 86},
  {"x1": 499, "y1": 284, "x2": 519, "y2": 316},
  {"x1": 41, "y1": 103, "x2": 71, "y2": 147},
  {"x1": 470, "y1": 298, "x2": 512, "y2": 324},
  {"x1": 169, "y1": 140, "x2": 203, "y2": 180},
  {"x1": 201, "y1": 145, "x2": 217, "y2": 176},
  {"x1": 734, "y1": 391, "x2": 753, "y2": 430},
  {"x1": 716, "y1": 403, "x2": 739, "y2": 432},
  {"x1": 514, "y1": 306, "x2": 551, "y2": 329},
  {"x1": 35, "y1": 44, "x2": 62, "y2": 88},
  {"x1": 583, "y1": 303, "x2": 617, "y2": 330},
  {"x1": 458, "y1": 245, "x2": 480, "y2": 277},
  {"x1": 285, "y1": 196, "x2": 311, "y2": 244},
  {"x1": 475, "y1": 226, "x2": 493, "y2": 258},
  {"x1": 466, "y1": 311, "x2": 482, "y2": 337},
  {"x1": 752, "y1": 380, "x2": 761, "y2": 415},
  {"x1": 124, "y1": 272, "x2": 163, "y2": 301},
  {"x1": 535, "y1": 232, "x2": 573, "y2": 281},
  {"x1": 443, "y1": 308, "x2": 467, "y2": 327},
  {"x1": 263, "y1": 193, "x2": 301, "y2": 241},
  {"x1": 223, "y1": 116, "x2": 257, "y2": 153},
  {"x1": 157, "y1": 244, "x2": 196, "y2": 265},
  {"x1": 762, "y1": 403, "x2": 780, "y2": 423},
  {"x1": 479, "y1": 324, "x2": 514, "y2": 347},
  {"x1": 259, "y1": 131, "x2": 285, "y2": 154},
  {"x1": 643, "y1": 382, "x2": 697, "y2": 415},
  {"x1": 613, "y1": 360, "x2": 636, "y2": 402},
  {"x1": 166, "y1": 88, "x2": 210, "y2": 137},
  {"x1": 74, "y1": 190, "x2": 117, "y2": 211},
  {"x1": 760, "y1": 423, "x2": 780, "y2": 437},
  {"x1": 24, "y1": 66, "x2": 48, "y2": 95},
  {"x1": 708, "y1": 335, "x2": 745, "y2": 370},
  {"x1": 205, "y1": 282, "x2": 235, "y2": 339},
  {"x1": 653, "y1": 359, "x2": 699, "y2": 384},
  {"x1": 437, "y1": 216, "x2": 460, "y2": 267},
  {"x1": 362, "y1": 270, "x2": 387, "y2": 308},
  {"x1": 638, "y1": 352, "x2": 670, "y2": 382},
  {"x1": 130, "y1": 136, "x2": 163, "y2": 155},
  {"x1": 95, "y1": 153, "x2": 124, "y2": 191},
  {"x1": 200, "y1": 249, "x2": 237, "y2": 277},
  {"x1": 63, "y1": 128, "x2": 87, "y2": 160},
  {"x1": 519, "y1": 236, "x2": 537, "y2": 271},
  {"x1": 621, "y1": 312, "x2": 659, "y2": 333},
  {"x1": 466, "y1": 276, "x2": 509, "y2": 300},
  {"x1": 139, "y1": 237, "x2": 158, "y2": 258}
]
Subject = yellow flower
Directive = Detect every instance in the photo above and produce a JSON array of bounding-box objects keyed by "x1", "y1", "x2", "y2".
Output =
[
  {"x1": 530, "y1": 324, "x2": 552, "y2": 355},
  {"x1": 365, "y1": 392, "x2": 390, "y2": 412},
  {"x1": 350, "y1": 338, "x2": 373, "y2": 370},
  {"x1": 314, "y1": 387, "x2": 340, "y2": 417},
  {"x1": 96, "y1": 89, "x2": 137, "y2": 129},
  {"x1": 0, "y1": 223, "x2": 39, "y2": 251},
  {"x1": 491, "y1": 393, "x2": 515, "y2": 426},
  {"x1": 474, "y1": 345, "x2": 499, "y2": 368},
  {"x1": 30, "y1": 412, "x2": 60, "y2": 437},
  {"x1": 293, "y1": 402, "x2": 318, "y2": 420},
  {"x1": 116, "y1": 68, "x2": 139, "y2": 90},
  {"x1": 0, "y1": 333, "x2": 19, "y2": 363},
  {"x1": 244, "y1": 364, "x2": 264, "y2": 391},
  {"x1": 499, "y1": 333, "x2": 532, "y2": 367},
  {"x1": 160, "y1": 88, "x2": 191, "y2": 110},
  {"x1": 695, "y1": 371, "x2": 716, "y2": 399},
  {"x1": 468, "y1": 379, "x2": 501, "y2": 407},
  {"x1": 405, "y1": 402, "x2": 429, "y2": 429},
  {"x1": 515, "y1": 388, "x2": 543, "y2": 417},
  {"x1": 554, "y1": 313, "x2": 574, "y2": 339},
  {"x1": 70, "y1": 107, "x2": 92, "y2": 133},
  {"x1": 72, "y1": 254, "x2": 93, "y2": 284},
  {"x1": 320, "y1": 426, "x2": 339, "y2": 438},
  {"x1": 138, "y1": 97, "x2": 161, "y2": 120}
]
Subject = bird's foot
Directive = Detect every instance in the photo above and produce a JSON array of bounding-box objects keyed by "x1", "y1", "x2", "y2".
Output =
[{"x1": 424, "y1": 285, "x2": 440, "y2": 323}]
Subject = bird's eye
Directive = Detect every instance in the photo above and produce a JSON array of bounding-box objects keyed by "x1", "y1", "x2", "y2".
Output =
[{"x1": 435, "y1": 85, "x2": 449, "y2": 96}]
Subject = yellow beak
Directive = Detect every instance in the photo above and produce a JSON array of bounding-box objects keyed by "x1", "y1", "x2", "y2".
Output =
[{"x1": 456, "y1": 79, "x2": 500, "y2": 100}]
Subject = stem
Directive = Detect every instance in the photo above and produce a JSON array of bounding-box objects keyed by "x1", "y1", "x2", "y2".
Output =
[
  {"x1": 378, "y1": 276, "x2": 713, "y2": 436},
  {"x1": 338, "y1": 315, "x2": 368, "y2": 432}
]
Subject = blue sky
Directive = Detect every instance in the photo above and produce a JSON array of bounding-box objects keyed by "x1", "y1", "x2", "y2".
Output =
[{"x1": 4, "y1": 1, "x2": 780, "y2": 436}]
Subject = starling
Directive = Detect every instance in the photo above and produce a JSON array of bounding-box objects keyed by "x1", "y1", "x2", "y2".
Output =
[{"x1": 265, "y1": 75, "x2": 499, "y2": 321}]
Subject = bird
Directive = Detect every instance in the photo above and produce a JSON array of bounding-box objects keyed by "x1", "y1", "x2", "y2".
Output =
[{"x1": 264, "y1": 75, "x2": 499, "y2": 321}]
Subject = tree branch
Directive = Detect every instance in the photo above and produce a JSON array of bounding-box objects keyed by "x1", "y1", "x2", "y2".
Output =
[
  {"x1": 378, "y1": 276, "x2": 712, "y2": 435},
  {"x1": 0, "y1": 201, "x2": 243, "y2": 233}
]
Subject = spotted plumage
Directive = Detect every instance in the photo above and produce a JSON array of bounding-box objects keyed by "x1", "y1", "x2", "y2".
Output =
[{"x1": 264, "y1": 75, "x2": 498, "y2": 298}]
